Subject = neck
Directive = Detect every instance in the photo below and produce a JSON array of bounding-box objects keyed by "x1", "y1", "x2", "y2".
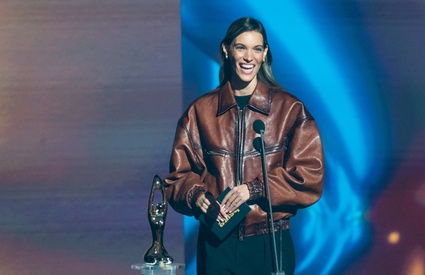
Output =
[{"x1": 231, "y1": 76, "x2": 258, "y2": 96}]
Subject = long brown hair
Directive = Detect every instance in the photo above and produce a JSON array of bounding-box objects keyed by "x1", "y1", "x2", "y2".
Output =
[{"x1": 219, "y1": 17, "x2": 280, "y2": 88}]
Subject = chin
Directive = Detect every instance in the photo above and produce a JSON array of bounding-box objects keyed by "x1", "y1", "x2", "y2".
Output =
[
  {"x1": 240, "y1": 76, "x2": 256, "y2": 84},
  {"x1": 235, "y1": 73, "x2": 256, "y2": 83}
]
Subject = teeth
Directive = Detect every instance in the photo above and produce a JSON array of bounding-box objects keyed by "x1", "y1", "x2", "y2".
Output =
[{"x1": 240, "y1": 64, "x2": 254, "y2": 69}]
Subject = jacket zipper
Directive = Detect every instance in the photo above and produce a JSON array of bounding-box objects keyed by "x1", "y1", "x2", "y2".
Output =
[
  {"x1": 236, "y1": 108, "x2": 244, "y2": 187},
  {"x1": 236, "y1": 108, "x2": 245, "y2": 241}
]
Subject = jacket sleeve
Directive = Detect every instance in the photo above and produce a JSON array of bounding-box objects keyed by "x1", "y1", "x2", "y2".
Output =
[
  {"x1": 163, "y1": 112, "x2": 209, "y2": 216},
  {"x1": 265, "y1": 110, "x2": 324, "y2": 210}
]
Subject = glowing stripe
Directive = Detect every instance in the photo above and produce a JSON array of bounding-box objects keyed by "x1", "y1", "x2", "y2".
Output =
[{"x1": 249, "y1": 1, "x2": 367, "y2": 179}]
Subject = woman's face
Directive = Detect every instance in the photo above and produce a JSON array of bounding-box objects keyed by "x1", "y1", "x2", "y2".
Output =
[{"x1": 223, "y1": 31, "x2": 268, "y2": 85}]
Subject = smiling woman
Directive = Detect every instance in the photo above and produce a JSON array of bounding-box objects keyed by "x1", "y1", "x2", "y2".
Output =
[
  {"x1": 222, "y1": 31, "x2": 268, "y2": 95},
  {"x1": 165, "y1": 16, "x2": 324, "y2": 275},
  {"x1": 218, "y1": 17, "x2": 280, "y2": 91}
]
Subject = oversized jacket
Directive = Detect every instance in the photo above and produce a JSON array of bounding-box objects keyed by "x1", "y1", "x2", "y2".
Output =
[{"x1": 164, "y1": 80, "x2": 324, "y2": 231}]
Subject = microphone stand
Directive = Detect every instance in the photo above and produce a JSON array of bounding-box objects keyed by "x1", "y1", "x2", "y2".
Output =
[{"x1": 256, "y1": 130, "x2": 285, "y2": 275}]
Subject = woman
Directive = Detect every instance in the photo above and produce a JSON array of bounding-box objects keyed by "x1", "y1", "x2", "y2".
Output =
[{"x1": 164, "y1": 17, "x2": 324, "y2": 275}]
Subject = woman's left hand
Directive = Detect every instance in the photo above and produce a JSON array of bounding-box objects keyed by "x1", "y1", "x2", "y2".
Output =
[{"x1": 221, "y1": 184, "x2": 250, "y2": 213}]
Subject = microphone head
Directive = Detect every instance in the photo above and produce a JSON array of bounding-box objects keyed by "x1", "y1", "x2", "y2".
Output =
[
  {"x1": 253, "y1": 119, "x2": 265, "y2": 134},
  {"x1": 253, "y1": 137, "x2": 263, "y2": 152}
]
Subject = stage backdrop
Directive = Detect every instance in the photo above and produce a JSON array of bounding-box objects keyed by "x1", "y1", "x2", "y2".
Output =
[
  {"x1": 181, "y1": 1, "x2": 425, "y2": 274},
  {"x1": 0, "y1": 1, "x2": 183, "y2": 274}
]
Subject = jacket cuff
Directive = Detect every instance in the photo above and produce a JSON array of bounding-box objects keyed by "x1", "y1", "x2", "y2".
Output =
[
  {"x1": 246, "y1": 179, "x2": 263, "y2": 200},
  {"x1": 188, "y1": 186, "x2": 208, "y2": 209}
]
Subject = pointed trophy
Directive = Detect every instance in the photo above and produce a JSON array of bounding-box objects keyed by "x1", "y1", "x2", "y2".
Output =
[{"x1": 144, "y1": 175, "x2": 173, "y2": 265}]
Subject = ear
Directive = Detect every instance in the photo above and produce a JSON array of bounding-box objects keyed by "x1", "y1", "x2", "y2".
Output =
[
  {"x1": 263, "y1": 45, "x2": 269, "y2": 61},
  {"x1": 221, "y1": 43, "x2": 229, "y2": 57}
]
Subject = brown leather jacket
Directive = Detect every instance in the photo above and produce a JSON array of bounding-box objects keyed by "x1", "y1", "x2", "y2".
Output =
[{"x1": 164, "y1": 80, "x2": 324, "y2": 234}]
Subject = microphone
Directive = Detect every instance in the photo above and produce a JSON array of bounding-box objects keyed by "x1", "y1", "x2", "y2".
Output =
[
  {"x1": 252, "y1": 120, "x2": 285, "y2": 275},
  {"x1": 253, "y1": 119, "x2": 265, "y2": 134},
  {"x1": 253, "y1": 137, "x2": 263, "y2": 152},
  {"x1": 253, "y1": 119, "x2": 265, "y2": 153}
]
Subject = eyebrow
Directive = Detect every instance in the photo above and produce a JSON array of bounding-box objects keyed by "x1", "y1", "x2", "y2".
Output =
[{"x1": 233, "y1": 43, "x2": 265, "y2": 48}]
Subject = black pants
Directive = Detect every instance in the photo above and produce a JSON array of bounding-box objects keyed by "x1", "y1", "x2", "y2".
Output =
[{"x1": 197, "y1": 224, "x2": 295, "y2": 275}]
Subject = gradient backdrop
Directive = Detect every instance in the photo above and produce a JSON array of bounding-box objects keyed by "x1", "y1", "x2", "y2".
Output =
[{"x1": 1, "y1": 1, "x2": 424, "y2": 275}]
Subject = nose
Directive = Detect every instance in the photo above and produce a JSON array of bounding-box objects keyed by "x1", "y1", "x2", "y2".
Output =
[{"x1": 244, "y1": 50, "x2": 253, "y2": 62}]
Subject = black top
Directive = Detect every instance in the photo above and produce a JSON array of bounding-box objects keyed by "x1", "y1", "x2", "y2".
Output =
[{"x1": 235, "y1": 95, "x2": 251, "y2": 110}]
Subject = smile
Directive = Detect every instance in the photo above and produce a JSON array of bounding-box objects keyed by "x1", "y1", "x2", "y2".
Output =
[
  {"x1": 239, "y1": 64, "x2": 255, "y2": 73},
  {"x1": 240, "y1": 64, "x2": 254, "y2": 69}
]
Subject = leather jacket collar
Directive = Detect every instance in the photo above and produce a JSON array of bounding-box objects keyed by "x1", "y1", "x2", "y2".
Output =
[{"x1": 217, "y1": 81, "x2": 272, "y2": 116}]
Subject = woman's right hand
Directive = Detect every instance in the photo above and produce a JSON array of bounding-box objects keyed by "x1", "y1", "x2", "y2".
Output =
[{"x1": 196, "y1": 192, "x2": 227, "y2": 222}]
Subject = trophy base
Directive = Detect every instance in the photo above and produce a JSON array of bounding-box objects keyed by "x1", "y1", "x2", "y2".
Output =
[{"x1": 131, "y1": 263, "x2": 185, "y2": 275}]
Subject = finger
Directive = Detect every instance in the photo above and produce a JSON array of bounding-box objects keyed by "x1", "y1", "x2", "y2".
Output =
[
  {"x1": 226, "y1": 200, "x2": 236, "y2": 212},
  {"x1": 202, "y1": 201, "x2": 211, "y2": 213},
  {"x1": 196, "y1": 194, "x2": 208, "y2": 210},
  {"x1": 207, "y1": 204, "x2": 226, "y2": 222},
  {"x1": 221, "y1": 188, "x2": 235, "y2": 205},
  {"x1": 231, "y1": 197, "x2": 243, "y2": 211},
  {"x1": 216, "y1": 203, "x2": 226, "y2": 218},
  {"x1": 219, "y1": 206, "x2": 227, "y2": 218},
  {"x1": 222, "y1": 192, "x2": 236, "y2": 209},
  {"x1": 204, "y1": 200, "x2": 211, "y2": 208}
]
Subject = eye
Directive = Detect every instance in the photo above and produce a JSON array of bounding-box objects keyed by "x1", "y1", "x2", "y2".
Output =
[
  {"x1": 254, "y1": 47, "x2": 264, "y2": 53},
  {"x1": 235, "y1": 45, "x2": 245, "y2": 51}
]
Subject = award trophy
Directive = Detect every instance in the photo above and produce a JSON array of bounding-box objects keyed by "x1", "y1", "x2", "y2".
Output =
[
  {"x1": 144, "y1": 175, "x2": 173, "y2": 264},
  {"x1": 131, "y1": 175, "x2": 184, "y2": 275}
]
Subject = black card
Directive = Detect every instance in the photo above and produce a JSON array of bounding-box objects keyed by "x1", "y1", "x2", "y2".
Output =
[{"x1": 198, "y1": 187, "x2": 252, "y2": 240}]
